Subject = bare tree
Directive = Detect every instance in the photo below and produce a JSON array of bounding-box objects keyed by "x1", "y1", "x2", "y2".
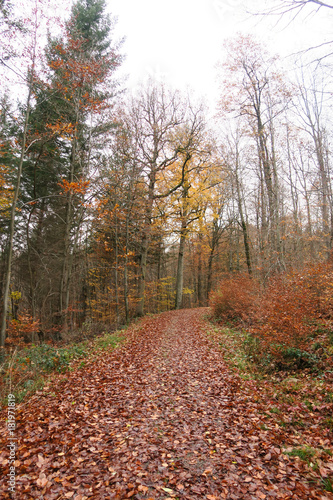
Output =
[
  {"x1": 218, "y1": 35, "x2": 290, "y2": 273},
  {"x1": 296, "y1": 74, "x2": 333, "y2": 257},
  {"x1": 124, "y1": 82, "x2": 205, "y2": 316}
]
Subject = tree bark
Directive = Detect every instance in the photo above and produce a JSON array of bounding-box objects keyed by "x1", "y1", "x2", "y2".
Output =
[{"x1": 175, "y1": 220, "x2": 187, "y2": 309}]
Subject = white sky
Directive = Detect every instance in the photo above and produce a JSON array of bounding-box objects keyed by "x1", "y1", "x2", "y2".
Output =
[{"x1": 107, "y1": 0, "x2": 332, "y2": 106}]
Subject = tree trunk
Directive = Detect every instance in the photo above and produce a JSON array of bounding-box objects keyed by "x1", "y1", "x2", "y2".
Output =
[
  {"x1": 175, "y1": 224, "x2": 187, "y2": 310},
  {"x1": 197, "y1": 234, "x2": 204, "y2": 306},
  {"x1": 124, "y1": 217, "x2": 130, "y2": 323},
  {"x1": 114, "y1": 208, "x2": 119, "y2": 327},
  {"x1": 136, "y1": 172, "x2": 155, "y2": 316},
  {"x1": 0, "y1": 80, "x2": 33, "y2": 347},
  {"x1": 175, "y1": 180, "x2": 190, "y2": 310},
  {"x1": 234, "y1": 147, "x2": 252, "y2": 275},
  {"x1": 59, "y1": 105, "x2": 79, "y2": 330}
]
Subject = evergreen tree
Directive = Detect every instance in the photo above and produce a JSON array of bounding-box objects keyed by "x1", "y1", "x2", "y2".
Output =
[{"x1": 18, "y1": 0, "x2": 122, "y2": 331}]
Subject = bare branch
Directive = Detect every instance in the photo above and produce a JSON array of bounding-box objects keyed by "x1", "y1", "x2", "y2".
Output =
[{"x1": 257, "y1": 0, "x2": 333, "y2": 17}]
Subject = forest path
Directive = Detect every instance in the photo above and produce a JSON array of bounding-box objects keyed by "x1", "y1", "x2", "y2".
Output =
[{"x1": 0, "y1": 308, "x2": 330, "y2": 499}]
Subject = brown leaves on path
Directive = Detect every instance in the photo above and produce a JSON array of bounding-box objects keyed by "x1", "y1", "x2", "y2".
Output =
[{"x1": 1, "y1": 308, "x2": 332, "y2": 499}]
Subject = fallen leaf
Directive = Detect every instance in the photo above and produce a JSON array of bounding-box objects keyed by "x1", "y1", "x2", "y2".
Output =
[{"x1": 161, "y1": 487, "x2": 174, "y2": 494}]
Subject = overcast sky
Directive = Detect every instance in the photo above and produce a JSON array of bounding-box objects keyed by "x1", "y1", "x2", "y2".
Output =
[{"x1": 106, "y1": 0, "x2": 332, "y2": 105}]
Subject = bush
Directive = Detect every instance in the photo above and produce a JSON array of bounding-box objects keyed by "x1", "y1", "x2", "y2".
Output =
[
  {"x1": 210, "y1": 263, "x2": 333, "y2": 371},
  {"x1": 253, "y1": 264, "x2": 333, "y2": 364},
  {"x1": 209, "y1": 274, "x2": 259, "y2": 323},
  {"x1": 278, "y1": 347, "x2": 318, "y2": 370},
  {"x1": 6, "y1": 314, "x2": 40, "y2": 345}
]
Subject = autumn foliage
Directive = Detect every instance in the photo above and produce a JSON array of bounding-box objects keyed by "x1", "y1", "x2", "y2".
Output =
[
  {"x1": 209, "y1": 273, "x2": 259, "y2": 323},
  {"x1": 5, "y1": 314, "x2": 40, "y2": 346},
  {"x1": 210, "y1": 264, "x2": 333, "y2": 369}
]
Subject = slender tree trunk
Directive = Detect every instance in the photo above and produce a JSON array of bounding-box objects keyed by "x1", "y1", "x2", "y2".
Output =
[
  {"x1": 59, "y1": 105, "x2": 79, "y2": 330},
  {"x1": 269, "y1": 116, "x2": 285, "y2": 271},
  {"x1": 197, "y1": 234, "x2": 204, "y2": 306},
  {"x1": 258, "y1": 122, "x2": 276, "y2": 255},
  {"x1": 59, "y1": 197, "x2": 72, "y2": 330},
  {"x1": 234, "y1": 147, "x2": 252, "y2": 275},
  {"x1": 136, "y1": 232, "x2": 149, "y2": 316},
  {"x1": 124, "y1": 216, "x2": 130, "y2": 323},
  {"x1": 175, "y1": 223, "x2": 187, "y2": 310},
  {"x1": 175, "y1": 180, "x2": 190, "y2": 310},
  {"x1": 315, "y1": 133, "x2": 331, "y2": 257},
  {"x1": 63, "y1": 205, "x2": 85, "y2": 326},
  {"x1": 1, "y1": 79, "x2": 33, "y2": 347},
  {"x1": 114, "y1": 208, "x2": 119, "y2": 327},
  {"x1": 207, "y1": 236, "x2": 216, "y2": 301},
  {"x1": 136, "y1": 172, "x2": 155, "y2": 316},
  {"x1": 26, "y1": 208, "x2": 36, "y2": 320}
]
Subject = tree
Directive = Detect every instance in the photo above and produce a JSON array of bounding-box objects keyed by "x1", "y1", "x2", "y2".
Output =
[
  {"x1": 91, "y1": 113, "x2": 145, "y2": 324},
  {"x1": 46, "y1": 0, "x2": 120, "y2": 329},
  {"x1": 171, "y1": 144, "x2": 214, "y2": 309},
  {"x1": 222, "y1": 128, "x2": 253, "y2": 275},
  {"x1": 296, "y1": 74, "x2": 333, "y2": 257},
  {"x1": 0, "y1": 0, "x2": 41, "y2": 347},
  {"x1": 0, "y1": 0, "x2": 22, "y2": 63},
  {"x1": 122, "y1": 83, "x2": 205, "y2": 316},
  {"x1": 218, "y1": 35, "x2": 291, "y2": 274},
  {"x1": 17, "y1": 0, "x2": 122, "y2": 331}
]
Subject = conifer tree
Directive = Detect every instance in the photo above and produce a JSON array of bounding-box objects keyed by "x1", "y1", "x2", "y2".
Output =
[{"x1": 10, "y1": 0, "x2": 122, "y2": 334}]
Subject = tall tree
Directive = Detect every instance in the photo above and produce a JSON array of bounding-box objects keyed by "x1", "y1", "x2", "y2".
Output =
[
  {"x1": 0, "y1": 0, "x2": 41, "y2": 347},
  {"x1": 122, "y1": 83, "x2": 204, "y2": 316},
  {"x1": 218, "y1": 35, "x2": 291, "y2": 274},
  {"x1": 19, "y1": 0, "x2": 122, "y2": 330},
  {"x1": 296, "y1": 75, "x2": 333, "y2": 257}
]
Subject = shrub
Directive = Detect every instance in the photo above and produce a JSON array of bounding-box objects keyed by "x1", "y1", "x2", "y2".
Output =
[
  {"x1": 253, "y1": 264, "x2": 333, "y2": 366},
  {"x1": 210, "y1": 263, "x2": 333, "y2": 371},
  {"x1": 209, "y1": 274, "x2": 259, "y2": 323},
  {"x1": 278, "y1": 347, "x2": 318, "y2": 370},
  {"x1": 6, "y1": 314, "x2": 40, "y2": 345}
]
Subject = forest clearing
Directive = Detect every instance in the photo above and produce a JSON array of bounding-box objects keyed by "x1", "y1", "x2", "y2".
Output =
[{"x1": 1, "y1": 308, "x2": 333, "y2": 499}]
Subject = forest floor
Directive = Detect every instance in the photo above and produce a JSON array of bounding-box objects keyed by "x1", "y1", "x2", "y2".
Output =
[{"x1": 0, "y1": 308, "x2": 333, "y2": 499}]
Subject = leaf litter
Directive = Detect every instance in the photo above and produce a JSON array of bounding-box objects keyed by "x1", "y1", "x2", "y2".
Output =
[{"x1": 1, "y1": 308, "x2": 332, "y2": 499}]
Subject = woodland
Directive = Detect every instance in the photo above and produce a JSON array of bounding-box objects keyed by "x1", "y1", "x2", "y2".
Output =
[
  {"x1": 0, "y1": 0, "x2": 333, "y2": 345},
  {"x1": 0, "y1": 0, "x2": 333, "y2": 498}
]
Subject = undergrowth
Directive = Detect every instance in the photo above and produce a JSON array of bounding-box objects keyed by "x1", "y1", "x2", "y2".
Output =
[
  {"x1": 209, "y1": 263, "x2": 333, "y2": 372},
  {"x1": 205, "y1": 317, "x2": 333, "y2": 493},
  {"x1": 0, "y1": 331, "x2": 125, "y2": 406}
]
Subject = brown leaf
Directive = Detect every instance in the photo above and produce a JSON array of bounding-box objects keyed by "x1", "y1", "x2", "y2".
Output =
[
  {"x1": 138, "y1": 485, "x2": 148, "y2": 493},
  {"x1": 36, "y1": 474, "x2": 48, "y2": 488}
]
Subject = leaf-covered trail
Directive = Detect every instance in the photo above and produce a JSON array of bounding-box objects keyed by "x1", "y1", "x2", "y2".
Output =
[{"x1": 1, "y1": 309, "x2": 331, "y2": 499}]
